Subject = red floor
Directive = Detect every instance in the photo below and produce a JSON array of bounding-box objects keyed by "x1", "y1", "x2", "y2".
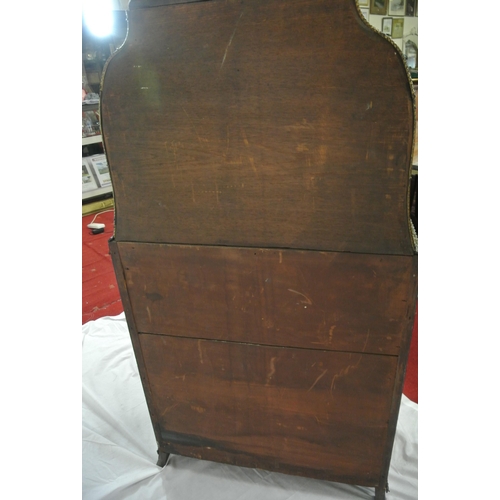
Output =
[
  {"x1": 82, "y1": 209, "x2": 122, "y2": 324},
  {"x1": 82, "y1": 208, "x2": 418, "y2": 403}
]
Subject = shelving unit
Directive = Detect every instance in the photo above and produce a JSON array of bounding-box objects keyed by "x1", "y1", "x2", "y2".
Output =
[
  {"x1": 83, "y1": 184, "x2": 112, "y2": 201},
  {"x1": 82, "y1": 9, "x2": 127, "y2": 210},
  {"x1": 82, "y1": 134, "x2": 103, "y2": 147},
  {"x1": 82, "y1": 101, "x2": 112, "y2": 202}
]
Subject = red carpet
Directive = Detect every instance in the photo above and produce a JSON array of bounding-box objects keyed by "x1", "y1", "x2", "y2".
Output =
[
  {"x1": 82, "y1": 209, "x2": 418, "y2": 403},
  {"x1": 82, "y1": 210, "x2": 122, "y2": 324}
]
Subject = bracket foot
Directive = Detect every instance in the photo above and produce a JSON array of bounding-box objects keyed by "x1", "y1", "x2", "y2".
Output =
[
  {"x1": 374, "y1": 481, "x2": 389, "y2": 500},
  {"x1": 156, "y1": 450, "x2": 170, "y2": 467}
]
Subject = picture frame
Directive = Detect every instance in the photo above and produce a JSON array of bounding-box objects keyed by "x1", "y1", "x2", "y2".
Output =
[
  {"x1": 370, "y1": 0, "x2": 387, "y2": 16},
  {"x1": 392, "y1": 18, "x2": 404, "y2": 38},
  {"x1": 357, "y1": 0, "x2": 369, "y2": 6},
  {"x1": 388, "y1": 0, "x2": 405, "y2": 16},
  {"x1": 405, "y1": 0, "x2": 416, "y2": 17},
  {"x1": 404, "y1": 40, "x2": 418, "y2": 69},
  {"x1": 381, "y1": 17, "x2": 393, "y2": 36},
  {"x1": 360, "y1": 7, "x2": 369, "y2": 20}
]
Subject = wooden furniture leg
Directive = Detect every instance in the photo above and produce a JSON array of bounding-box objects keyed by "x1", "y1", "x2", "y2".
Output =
[
  {"x1": 374, "y1": 481, "x2": 389, "y2": 499},
  {"x1": 156, "y1": 450, "x2": 169, "y2": 467}
]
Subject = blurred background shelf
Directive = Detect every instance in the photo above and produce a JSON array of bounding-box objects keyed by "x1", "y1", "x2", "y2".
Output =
[
  {"x1": 82, "y1": 7, "x2": 127, "y2": 210},
  {"x1": 82, "y1": 134, "x2": 102, "y2": 146}
]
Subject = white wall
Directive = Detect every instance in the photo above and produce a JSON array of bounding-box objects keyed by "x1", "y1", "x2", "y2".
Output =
[
  {"x1": 112, "y1": 0, "x2": 130, "y2": 9},
  {"x1": 362, "y1": 11, "x2": 418, "y2": 54}
]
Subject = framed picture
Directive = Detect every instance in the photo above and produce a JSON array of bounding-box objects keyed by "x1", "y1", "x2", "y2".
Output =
[
  {"x1": 357, "y1": 0, "x2": 369, "y2": 6},
  {"x1": 370, "y1": 0, "x2": 387, "y2": 16},
  {"x1": 360, "y1": 8, "x2": 369, "y2": 20},
  {"x1": 392, "y1": 18, "x2": 404, "y2": 38},
  {"x1": 404, "y1": 40, "x2": 418, "y2": 69},
  {"x1": 381, "y1": 17, "x2": 393, "y2": 36},
  {"x1": 388, "y1": 0, "x2": 405, "y2": 16},
  {"x1": 405, "y1": 0, "x2": 416, "y2": 16}
]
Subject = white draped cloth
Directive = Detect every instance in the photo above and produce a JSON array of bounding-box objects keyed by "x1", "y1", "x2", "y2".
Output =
[{"x1": 83, "y1": 314, "x2": 418, "y2": 500}]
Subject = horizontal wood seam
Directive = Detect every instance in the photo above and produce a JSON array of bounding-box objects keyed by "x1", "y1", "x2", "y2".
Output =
[
  {"x1": 116, "y1": 239, "x2": 418, "y2": 258},
  {"x1": 137, "y1": 331, "x2": 400, "y2": 358},
  {"x1": 130, "y1": 0, "x2": 211, "y2": 10}
]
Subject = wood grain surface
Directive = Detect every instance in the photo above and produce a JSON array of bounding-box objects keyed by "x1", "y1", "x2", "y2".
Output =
[
  {"x1": 140, "y1": 333, "x2": 398, "y2": 485},
  {"x1": 102, "y1": 0, "x2": 416, "y2": 255},
  {"x1": 118, "y1": 242, "x2": 417, "y2": 355}
]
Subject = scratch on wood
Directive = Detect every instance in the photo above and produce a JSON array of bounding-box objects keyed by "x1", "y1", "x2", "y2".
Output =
[
  {"x1": 161, "y1": 402, "x2": 180, "y2": 417},
  {"x1": 146, "y1": 306, "x2": 152, "y2": 323},
  {"x1": 308, "y1": 369, "x2": 328, "y2": 392},
  {"x1": 242, "y1": 129, "x2": 250, "y2": 148},
  {"x1": 362, "y1": 329, "x2": 370, "y2": 352},
  {"x1": 171, "y1": 141, "x2": 179, "y2": 170},
  {"x1": 330, "y1": 369, "x2": 343, "y2": 394},
  {"x1": 284, "y1": 119, "x2": 315, "y2": 131},
  {"x1": 248, "y1": 156, "x2": 257, "y2": 176},
  {"x1": 191, "y1": 405, "x2": 206, "y2": 414},
  {"x1": 198, "y1": 340, "x2": 204, "y2": 364},
  {"x1": 279, "y1": 251, "x2": 283, "y2": 264},
  {"x1": 215, "y1": 180, "x2": 220, "y2": 204},
  {"x1": 220, "y1": 10, "x2": 244, "y2": 70},
  {"x1": 318, "y1": 145, "x2": 328, "y2": 166},
  {"x1": 330, "y1": 340, "x2": 367, "y2": 395},
  {"x1": 328, "y1": 325, "x2": 336, "y2": 343},
  {"x1": 240, "y1": 129, "x2": 258, "y2": 177},
  {"x1": 266, "y1": 356, "x2": 277, "y2": 384},
  {"x1": 182, "y1": 106, "x2": 206, "y2": 144},
  {"x1": 288, "y1": 289, "x2": 313, "y2": 305},
  {"x1": 314, "y1": 414, "x2": 324, "y2": 424}
]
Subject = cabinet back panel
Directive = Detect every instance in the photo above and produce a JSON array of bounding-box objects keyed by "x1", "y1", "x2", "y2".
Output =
[
  {"x1": 102, "y1": 0, "x2": 416, "y2": 255},
  {"x1": 118, "y1": 242, "x2": 417, "y2": 356},
  {"x1": 140, "y1": 333, "x2": 398, "y2": 484}
]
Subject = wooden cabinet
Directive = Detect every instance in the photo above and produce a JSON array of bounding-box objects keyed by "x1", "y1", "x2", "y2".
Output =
[{"x1": 103, "y1": 1, "x2": 418, "y2": 498}]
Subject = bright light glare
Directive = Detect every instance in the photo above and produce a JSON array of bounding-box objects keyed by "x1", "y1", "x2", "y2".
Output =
[{"x1": 83, "y1": 0, "x2": 114, "y2": 38}]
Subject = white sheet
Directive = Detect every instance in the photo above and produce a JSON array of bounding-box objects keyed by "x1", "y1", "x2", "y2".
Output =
[{"x1": 83, "y1": 314, "x2": 417, "y2": 499}]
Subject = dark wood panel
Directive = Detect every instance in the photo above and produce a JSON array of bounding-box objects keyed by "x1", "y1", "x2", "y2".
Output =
[
  {"x1": 109, "y1": 238, "x2": 166, "y2": 453},
  {"x1": 130, "y1": 0, "x2": 207, "y2": 8},
  {"x1": 102, "y1": 0, "x2": 416, "y2": 255},
  {"x1": 140, "y1": 333, "x2": 398, "y2": 485},
  {"x1": 118, "y1": 242, "x2": 417, "y2": 355}
]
